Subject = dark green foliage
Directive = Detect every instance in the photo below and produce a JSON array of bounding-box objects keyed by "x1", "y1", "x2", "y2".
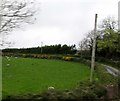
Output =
[
  {"x1": 118, "y1": 77, "x2": 120, "y2": 92},
  {"x1": 2, "y1": 81, "x2": 107, "y2": 101},
  {"x1": 74, "y1": 81, "x2": 107, "y2": 100},
  {"x1": 2, "y1": 44, "x2": 77, "y2": 55},
  {"x1": 95, "y1": 64, "x2": 118, "y2": 85},
  {"x1": 79, "y1": 17, "x2": 120, "y2": 65},
  {"x1": 93, "y1": 85, "x2": 107, "y2": 98}
]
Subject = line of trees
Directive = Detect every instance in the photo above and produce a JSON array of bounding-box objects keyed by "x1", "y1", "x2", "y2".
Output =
[
  {"x1": 79, "y1": 17, "x2": 120, "y2": 60},
  {"x1": 1, "y1": 1, "x2": 119, "y2": 61},
  {"x1": 2, "y1": 44, "x2": 77, "y2": 55}
]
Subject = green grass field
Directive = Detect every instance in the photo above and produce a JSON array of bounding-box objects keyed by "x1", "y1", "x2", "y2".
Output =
[{"x1": 2, "y1": 57, "x2": 90, "y2": 97}]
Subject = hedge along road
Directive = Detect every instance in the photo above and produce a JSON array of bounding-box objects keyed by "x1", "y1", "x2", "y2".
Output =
[
  {"x1": 102, "y1": 64, "x2": 120, "y2": 76},
  {"x1": 2, "y1": 56, "x2": 91, "y2": 97}
]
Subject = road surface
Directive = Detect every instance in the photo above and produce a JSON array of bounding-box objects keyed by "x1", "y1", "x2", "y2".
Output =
[{"x1": 103, "y1": 64, "x2": 120, "y2": 76}]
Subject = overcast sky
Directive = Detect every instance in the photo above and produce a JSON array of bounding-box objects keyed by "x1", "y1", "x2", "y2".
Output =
[{"x1": 6, "y1": 0, "x2": 119, "y2": 48}]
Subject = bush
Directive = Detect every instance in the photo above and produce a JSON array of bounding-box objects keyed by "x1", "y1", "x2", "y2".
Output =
[
  {"x1": 81, "y1": 91, "x2": 98, "y2": 101},
  {"x1": 95, "y1": 64, "x2": 118, "y2": 85},
  {"x1": 75, "y1": 81, "x2": 107, "y2": 99},
  {"x1": 118, "y1": 77, "x2": 120, "y2": 92},
  {"x1": 62, "y1": 56, "x2": 73, "y2": 61},
  {"x1": 93, "y1": 85, "x2": 107, "y2": 98},
  {"x1": 2, "y1": 81, "x2": 108, "y2": 101}
]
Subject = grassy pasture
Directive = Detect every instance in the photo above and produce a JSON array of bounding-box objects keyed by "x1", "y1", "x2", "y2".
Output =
[{"x1": 2, "y1": 57, "x2": 90, "y2": 97}]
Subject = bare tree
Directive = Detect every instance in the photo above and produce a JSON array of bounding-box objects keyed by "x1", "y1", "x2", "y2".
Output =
[
  {"x1": 78, "y1": 30, "x2": 94, "y2": 51},
  {"x1": 99, "y1": 16, "x2": 117, "y2": 31},
  {"x1": 0, "y1": 0, "x2": 38, "y2": 47}
]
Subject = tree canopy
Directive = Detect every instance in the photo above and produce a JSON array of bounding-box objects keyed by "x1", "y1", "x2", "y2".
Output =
[
  {"x1": 2, "y1": 44, "x2": 77, "y2": 55},
  {"x1": 79, "y1": 17, "x2": 120, "y2": 59}
]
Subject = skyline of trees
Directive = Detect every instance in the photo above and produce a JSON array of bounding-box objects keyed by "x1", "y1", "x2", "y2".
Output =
[
  {"x1": 2, "y1": 44, "x2": 77, "y2": 55},
  {"x1": 79, "y1": 17, "x2": 120, "y2": 59}
]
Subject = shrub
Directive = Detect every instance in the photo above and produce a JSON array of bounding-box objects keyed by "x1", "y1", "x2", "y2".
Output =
[
  {"x1": 74, "y1": 81, "x2": 107, "y2": 100},
  {"x1": 22, "y1": 54, "x2": 26, "y2": 57},
  {"x1": 62, "y1": 56, "x2": 73, "y2": 61},
  {"x1": 93, "y1": 85, "x2": 107, "y2": 98},
  {"x1": 118, "y1": 77, "x2": 120, "y2": 93},
  {"x1": 80, "y1": 91, "x2": 98, "y2": 101},
  {"x1": 33, "y1": 54, "x2": 37, "y2": 58},
  {"x1": 2, "y1": 81, "x2": 108, "y2": 101},
  {"x1": 95, "y1": 64, "x2": 118, "y2": 85}
]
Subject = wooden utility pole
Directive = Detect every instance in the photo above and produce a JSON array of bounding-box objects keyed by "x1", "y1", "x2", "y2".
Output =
[
  {"x1": 90, "y1": 14, "x2": 98, "y2": 82},
  {"x1": 0, "y1": 12, "x2": 2, "y2": 101},
  {"x1": 41, "y1": 42, "x2": 43, "y2": 54}
]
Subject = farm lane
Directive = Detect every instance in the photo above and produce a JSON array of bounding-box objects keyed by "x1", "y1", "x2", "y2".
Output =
[{"x1": 102, "y1": 64, "x2": 120, "y2": 76}]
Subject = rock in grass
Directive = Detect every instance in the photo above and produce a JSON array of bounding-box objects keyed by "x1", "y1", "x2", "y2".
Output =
[{"x1": 7, "y1": 64, "x2": 10, "y2": 66}]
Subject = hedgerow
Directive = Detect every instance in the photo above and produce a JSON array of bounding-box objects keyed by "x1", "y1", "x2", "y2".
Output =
[{"x1": 2, "y1": 81, "x2": 107, "y2": 101}]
